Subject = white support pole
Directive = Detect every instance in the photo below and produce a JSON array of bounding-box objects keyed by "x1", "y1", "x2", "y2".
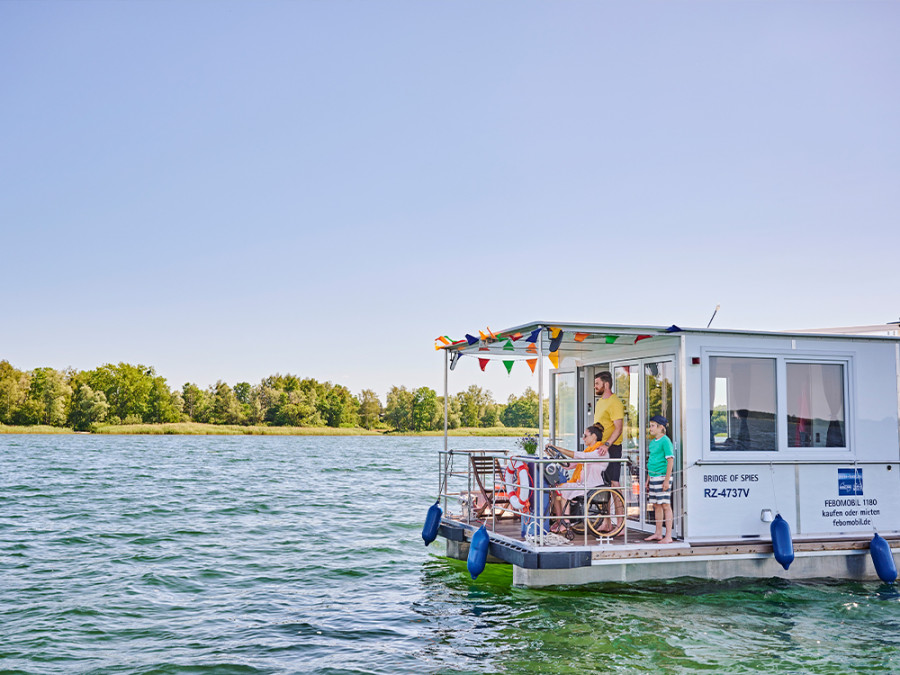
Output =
[
  {"x1": 537, "y1": 326, "x2": 545, "y2": 545},
  {"x1": 443, "y1": 349, "x2": 449, "y2": 455}
]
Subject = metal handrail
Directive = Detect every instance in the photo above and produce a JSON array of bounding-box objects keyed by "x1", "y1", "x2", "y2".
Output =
[{"x1": 438, "y1": 448, "x2": 688, "y2": 548}]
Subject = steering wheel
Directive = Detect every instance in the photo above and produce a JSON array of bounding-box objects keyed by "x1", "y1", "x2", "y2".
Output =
[{"x1": 544, "y1": 445, "x2": 566, "y2": 460}]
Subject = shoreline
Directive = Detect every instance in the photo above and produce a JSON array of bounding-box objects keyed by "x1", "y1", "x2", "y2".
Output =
[{"x1": 0, "y1": 423, "x2": 538, "y2": 437}]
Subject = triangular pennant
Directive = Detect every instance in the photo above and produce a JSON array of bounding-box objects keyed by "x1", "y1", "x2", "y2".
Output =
[
  {"x1": 527, "y1": 359, "x2": 537, "y2": 373},
  {"x1": 479, "y1": 346, "x2": 489, "y2": 351},
  {"x1": 479, "y1": 358, "x2": 489, "y2": 372},
  {"x1": 574, "y1": 332, "x2": 589, "y2": 342},
  {"x1": 510, "y1": 332, "x2": 523, "y2": 341},
  {"x1": 503, "y1": 339, "x2": 515, "y2": 351},
  {"x1": 665, "y1": 325, "x2": 682, "y2": 333},
  {"x1": 487, "y1": 327, "x2": 497, "y2": 340},
  {"x1": 450, "y1": 352, "x2": 461, "y2": 371},
  {"x1": 479, "y1": 330, "x2": 488, "y2": 341},
  {"x1": 549, "y1": 331, "x2": 564, "y2": 352},
  {"x1": 435, "y1": 336, "x2": 451, "y2": 346},
  {"x1": 634, "y1": 334, "x2": 652, "y2": 343},
  {"x1": 526, "y1": 343, "x2": 537, "y2": 354},
  {"x1": 548, "y1": 352, "x2": 559, "y2": 368},
  {"x1": 503, "y1": 360, "x2": 514, "y2": 374},
  {"x1": 526, "y1": 329, "x2": 541, "y2": 343},
  {"x1": 605, "y1": 335, "x2": 618, "y2": 344},
  {"x1": 465, "y1": 334, "x2": 479, "y2": 346},
  {"x1": 550, "y1": 326, "x2": 562, "y2": 339}
]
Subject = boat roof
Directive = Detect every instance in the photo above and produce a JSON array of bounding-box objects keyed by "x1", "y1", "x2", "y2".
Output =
[{"x1": 436, "y1": 320, "x2": 900, "y2": 359}]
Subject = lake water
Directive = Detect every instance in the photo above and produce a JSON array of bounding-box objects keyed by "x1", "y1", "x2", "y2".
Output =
[{"x1": 1, "y1": 435, "x2": 898, "y2": 674}]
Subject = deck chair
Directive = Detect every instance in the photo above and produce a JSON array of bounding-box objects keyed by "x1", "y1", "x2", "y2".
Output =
[{"x1": 469, "y1": 455, "x2": 512, "y2": 518}]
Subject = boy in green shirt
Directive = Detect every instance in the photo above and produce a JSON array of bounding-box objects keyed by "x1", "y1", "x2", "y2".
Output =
[{"x1": 645, "y1": 415, "x2": 675, "y2": 543}]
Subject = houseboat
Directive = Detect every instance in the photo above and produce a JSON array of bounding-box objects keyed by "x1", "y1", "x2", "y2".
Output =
[{"x1": 429, "y1": 321, "x2": 900, "y2": 587}]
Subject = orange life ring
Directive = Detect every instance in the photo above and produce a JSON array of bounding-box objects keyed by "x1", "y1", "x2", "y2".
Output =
[{"x1": 504, "y1": 460, "x2": 531, "y2": 512}]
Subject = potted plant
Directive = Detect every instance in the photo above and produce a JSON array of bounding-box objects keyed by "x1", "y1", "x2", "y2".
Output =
[{"x1": 516, "y1": 434, "x2": 538, "y2": 455}]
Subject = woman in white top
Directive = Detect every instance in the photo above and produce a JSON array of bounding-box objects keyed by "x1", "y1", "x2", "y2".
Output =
[{"x1": 546, "y1": 424, "x2": 608, "y2": 529}]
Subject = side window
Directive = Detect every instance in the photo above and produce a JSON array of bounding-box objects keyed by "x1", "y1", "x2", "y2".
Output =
[
  {"x1": 787, "y1": 363, "x2": 846, "y2": 447},
  {"x1": 709, "y1": 356, "x2": 777, "y2": 451}
]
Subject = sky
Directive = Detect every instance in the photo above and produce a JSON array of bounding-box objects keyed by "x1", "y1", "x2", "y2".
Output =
[{"x1": 2, "y1": 1, "x2": 898, "y2": 404}]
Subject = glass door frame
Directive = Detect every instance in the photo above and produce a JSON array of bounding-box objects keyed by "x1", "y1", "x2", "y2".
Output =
[
  {"x1": 550, "y1": 368, "x2": 579, "y2": 450},
  {"x1": 606, "y1": 356, "x2": 680, "y2": 535}
]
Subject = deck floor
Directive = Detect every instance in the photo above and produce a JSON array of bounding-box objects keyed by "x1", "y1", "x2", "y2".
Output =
[{"x1": 451, "y1": 513, "x2": 671, "y2": 549}]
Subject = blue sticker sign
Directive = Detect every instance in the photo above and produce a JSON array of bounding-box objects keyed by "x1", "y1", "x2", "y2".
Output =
[{"x1": 838, "y1": 468, "x2": 863, "y2": 496}]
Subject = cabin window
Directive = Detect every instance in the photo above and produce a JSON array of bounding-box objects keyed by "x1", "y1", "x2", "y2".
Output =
[
  {"x1": 709, "y1": 356, "x2": 777, "y2": 451},
  {"x1": 787, "y1": 363, "x2": 846, "y2": 448}
]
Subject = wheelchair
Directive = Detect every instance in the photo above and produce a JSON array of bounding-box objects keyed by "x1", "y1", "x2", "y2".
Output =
[{"x1": 567, "y1": 487, "x2": 626, "y2": 537}]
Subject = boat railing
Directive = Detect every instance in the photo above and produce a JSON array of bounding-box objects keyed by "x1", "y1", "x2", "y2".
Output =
[{"x1": 437, "y1": 448, "x2": 686, "y2": 548}]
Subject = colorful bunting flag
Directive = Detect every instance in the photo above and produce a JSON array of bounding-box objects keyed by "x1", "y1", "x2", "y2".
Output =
[
  {"x1": 510, "y1": 332, "x2": 523, "y2": 341},
  {"x1": 549, "y1": 330, "x2": 564, "y2": 352},
  {"x1": 479, "y1": 358, "x2": 489, "y2": 371},
  {"x1": 503, "y1": 339, "x2": 515, "y2": 351},
  {"x1": 479, "y1": 330, "x2": 488, "y2": 341},
  {"x1": 548, "y1": 352, "x2": 559, "y2": 368},
  {"x1": 487, "y1": 327, "x2": 497, "y2": 340},
  {"x1": 527, "y1": 359, "x2": 537, "y2": 373},
  {"x1": 574, "y1": 332, "x2": 589, "y2": 342},
  {"x1": 665, "y1": 325, "x2": 682, "y2": 333},
  {"x1": 503, "y1": 360, "x2": 514, "y2": 374},
  {"x1": 465, "y1": 334, "x2": 479, "y2": 346},
  {"x1": 526, "y1": 329, "x2": 541, "y2": 343},
  {"x1": 634, "y1": 334, "x2": 652, "y2": 343},
  {"x1": 550, "y1": 326, "x2": 562, "y2": 338},
  {"x1": 526, "y1": 343, "x2": 537, "y2": 354},
  {"x1": 605, "y1": 335, "x2": 618, "y2": 344}
]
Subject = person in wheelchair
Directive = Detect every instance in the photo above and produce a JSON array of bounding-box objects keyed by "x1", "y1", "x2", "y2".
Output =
[{"x1": 546, "y1": 424, "x2": 609, "y2": 533}]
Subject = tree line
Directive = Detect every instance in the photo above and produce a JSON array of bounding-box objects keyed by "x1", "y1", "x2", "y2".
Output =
[{"x1": 0, "y1": 360, "x2": 546, "y2": 432}]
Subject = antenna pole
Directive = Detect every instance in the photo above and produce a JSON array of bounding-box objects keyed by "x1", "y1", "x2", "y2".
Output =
[{"x1": 706, "y1": 304, "x2": 721, "y2": 329}]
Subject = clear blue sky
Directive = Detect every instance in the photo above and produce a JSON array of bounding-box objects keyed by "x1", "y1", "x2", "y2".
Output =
[{"x1": 2, "y1": 1, "x2": 898, "y2": 403}]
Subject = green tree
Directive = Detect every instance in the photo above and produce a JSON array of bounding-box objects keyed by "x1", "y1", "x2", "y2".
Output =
[
  {"x1": 411, "y1": 387, "x2": 440, "y2": 431},
  {"x1": 85, "y1": 363, "x2": 155, "y2": 422},
  {"x1": 438, "y1": 395, "x2": 461, "y2": 429},
  {"x1": 358, "y1": 389, "x2": 383, "y2": 429},
  {"x1": 146, "y1": 376, "x2": 180, "y2": 423},
  {"x1": 385, "y1": 385, "x2": 414, "y2": 431},
  {"x1": 457, "y1": 385, "x2": 494, "y2": 428},
  {"x1": 17, "y1": 367, "x2": 72, "y2": 426},
  {"x1": 0, "y1": 360, "x2": 28, "y2": 424},
  {"x1": 69, "y1": 384, "x2": 109, "y2": 431},
  {"x1": 480, "y1": 402, "x2": 503, "y2": 427},
  {"x1": 501, "y1": 387, "x2": 540, "y2": 427},
  {"x1": 320, "y1": 383, "x2": 359, "y2": 427},
  {"x1": 211, "y1": 381, "x2": 244, "y2": 425},
  {"x1": 182, "y1": 383, "x2": 211, "y2": 422}
]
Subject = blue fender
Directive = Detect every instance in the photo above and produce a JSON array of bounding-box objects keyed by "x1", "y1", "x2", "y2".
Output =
[
  {"x1": 771, "y1": 514, "x2": 794, "y2": 570},
  {"x1": 422, "y1": 501, "x2": 442, "y2": 546},
  {"x1": 467, "y1": 525, "x2": 490, "y2": 580},
  {"x1": 869, "y1": 533, "x2": 898, "y2": 583}
]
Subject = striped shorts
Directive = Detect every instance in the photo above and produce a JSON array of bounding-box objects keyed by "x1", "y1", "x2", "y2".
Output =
[{"x1": 647, "y1": 476, "x2": 671, "y2": 505}]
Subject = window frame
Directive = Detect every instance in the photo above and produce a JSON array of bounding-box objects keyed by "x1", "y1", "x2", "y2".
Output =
[{"x1": 701, "y1": 348, "x2": 854, "y2": 461}]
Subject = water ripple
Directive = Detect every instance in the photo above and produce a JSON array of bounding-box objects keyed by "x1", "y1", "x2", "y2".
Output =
[{"x1": 1, "y1": 435, "x2": 898, "y2": 674}]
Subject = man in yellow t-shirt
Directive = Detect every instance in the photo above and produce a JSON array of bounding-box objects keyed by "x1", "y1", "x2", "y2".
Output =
[{"x1": 593, "y1": 370, "x2": 624, "y2": 532}]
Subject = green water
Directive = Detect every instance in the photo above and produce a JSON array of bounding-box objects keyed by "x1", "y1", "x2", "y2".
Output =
[{"x1": 1, "y1": 436, "x2": 897, "y2": 674}]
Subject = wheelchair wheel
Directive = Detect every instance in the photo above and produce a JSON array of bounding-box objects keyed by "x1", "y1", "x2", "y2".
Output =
[{"x1": 586, "y1": 488, "x2": 626, "y2": 537}]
